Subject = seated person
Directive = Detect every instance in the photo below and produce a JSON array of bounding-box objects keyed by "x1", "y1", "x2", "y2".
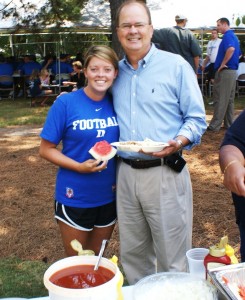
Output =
[
  {"x1": 20, "y1": 54, "x2": 42, "y2": 76},
  {"x1": 0, "y1": 54, "x2": 14, "y2": 87},
  {"x1": 40, "y1": 68, "x2": 50, "y2": 85},
  {"x1": 29, "y1": 69, "x2": 53, "y2": 107},
  {"x1": 51, "y1": 54, "x2": 73, "y2": 80},
  {"x1": 237, "y1": 54, "x2": 245, "y2": 86},
  {"x1": 62, "y1": 61, "x2": 86, "y2": 91}
]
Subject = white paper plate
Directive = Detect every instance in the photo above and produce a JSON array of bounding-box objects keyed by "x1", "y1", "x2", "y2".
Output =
[{"x1": 111, "y1": 141, "x2": 169, "y2": 153}]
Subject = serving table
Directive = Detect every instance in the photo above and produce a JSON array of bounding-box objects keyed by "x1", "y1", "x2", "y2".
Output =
[{"x1": 0, "y1": 286, "x2": 134, "y2": 300}]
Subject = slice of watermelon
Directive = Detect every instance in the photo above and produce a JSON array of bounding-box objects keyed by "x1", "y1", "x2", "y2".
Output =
[{"x1": 89, "y1": 140, "x2": 117, "y2": 161}]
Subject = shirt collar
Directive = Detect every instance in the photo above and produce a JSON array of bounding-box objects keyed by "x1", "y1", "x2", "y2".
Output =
[{"x1": 122, "y1": 43, "x2": 157, "y2": 69}]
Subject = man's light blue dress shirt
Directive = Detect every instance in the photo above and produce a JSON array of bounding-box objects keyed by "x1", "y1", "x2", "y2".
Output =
[{"x1": 112, "y1": 44, "x2": 207, "y2": 160}]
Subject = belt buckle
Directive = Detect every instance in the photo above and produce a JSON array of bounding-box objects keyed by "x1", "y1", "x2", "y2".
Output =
[{"x1": 132, "y1": 159, "x2": 141, "y2": 168}]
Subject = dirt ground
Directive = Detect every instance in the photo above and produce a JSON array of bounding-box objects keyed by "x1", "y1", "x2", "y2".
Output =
[{"x1": 0, "y1": 114, "x2": 242, "y2": 264}]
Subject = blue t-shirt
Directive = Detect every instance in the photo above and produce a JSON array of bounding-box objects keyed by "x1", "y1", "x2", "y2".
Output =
[
  {"x1": 40, "y1": 89, "x2": 119, "y2": 208},
  {"x1": 51, "y1": 61, "x2": 73, "y2": 75},
  {"x1": 21, "y1": 61, "x2": 42, "y2": 75},
  {"x1": 29, "y1": 78, "x2": 42, "y2": 97},
  {"x1": 0, "y1": 62, "x2": 14, "y2": 76},
  {"x1": 215, "y1": 30, "x2": 240, "y2": 70},
  {"x1": 0, "y1": 63, "x2": 14, "y2": 86}
]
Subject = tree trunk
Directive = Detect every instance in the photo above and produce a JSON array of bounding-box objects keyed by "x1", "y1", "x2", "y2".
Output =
[{"x1": 109, "y1": 0, "x2": 125, "y2": 59}]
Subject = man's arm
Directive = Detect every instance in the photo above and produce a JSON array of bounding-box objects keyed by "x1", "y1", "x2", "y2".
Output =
[
  {"x1": 193, "y1": 56, "x2": 200, "y2": 74},
  {"x1": 218, "y1": 47, "x2": 235, "y2": 71}
]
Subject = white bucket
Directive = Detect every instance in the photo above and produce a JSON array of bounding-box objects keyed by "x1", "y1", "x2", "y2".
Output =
[{"x1": 43, "y1": 255, "x2": 122, "y2": 300}]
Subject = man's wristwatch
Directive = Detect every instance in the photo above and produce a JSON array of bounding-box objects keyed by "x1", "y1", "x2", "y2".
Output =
[{"x1": 175, "y1": 139, "x2": 183, "y2": 149}]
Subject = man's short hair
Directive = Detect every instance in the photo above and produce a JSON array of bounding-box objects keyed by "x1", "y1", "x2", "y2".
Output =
[
  {"x1": 217, "y1": 17, "x2": 230, "y2": 26},
  {"x1": 175, "y1": 14, "x2": 187, "y2": 21}
]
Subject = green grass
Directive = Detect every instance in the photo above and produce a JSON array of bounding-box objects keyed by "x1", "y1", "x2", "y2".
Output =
[
  {"x1": 0, "y1": 257, "x2": 50, "y2": 298},
  {"x1": 0, "y1": 95, "x2": 244, "y2": 129},
  {"x1": 0, "y1": 97, "x2": 51, "y2": 128}
]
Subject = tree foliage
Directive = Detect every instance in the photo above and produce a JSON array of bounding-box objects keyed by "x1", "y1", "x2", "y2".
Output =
[{"x1": 0, "y1": 0, "x2": 89, "y2": 29}]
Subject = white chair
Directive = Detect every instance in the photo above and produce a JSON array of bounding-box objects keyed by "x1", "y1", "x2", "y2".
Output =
[
  {"x1": 236, "y1": 73, "x2": 245, "y2": 98},
  {"x1": 0, "y1": 75, "x2": 15, "y2": 100}
]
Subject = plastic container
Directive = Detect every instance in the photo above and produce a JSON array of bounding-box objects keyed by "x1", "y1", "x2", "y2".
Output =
[
  {"x1": 204, "y1": 236, "x2": 231, "y2": 280},
  {"x1": 133, "y1": 272, "x2": 218, "y2": 300},
  {"x1": 43, "y1": 255, "x2": 123, "y2": 300}
]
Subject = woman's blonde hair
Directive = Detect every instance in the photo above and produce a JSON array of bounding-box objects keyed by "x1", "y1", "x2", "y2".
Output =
[
  {"x1": 40, "y1": 68, "x2": 49, "y2": 77},
  {"x1": 83, "y1": 45, "x2": 119, "y2": 71},
  {"x1": 72, "y1": 61, "x2": 83, "y2": 69}
]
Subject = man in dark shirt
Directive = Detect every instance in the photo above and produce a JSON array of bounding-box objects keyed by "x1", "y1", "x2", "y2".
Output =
[{"x1": 152, "y1": 14, "x2": 201, "y2": 73}]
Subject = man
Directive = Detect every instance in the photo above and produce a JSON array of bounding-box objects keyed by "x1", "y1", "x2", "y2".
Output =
[
  {"x1": 51, "y1": 54, "x2": 73, "y2": 76},
  {"x1": 20, "y1": 54, "x2": 42, "y2": 76},
  {"x1": 152, "y1": 14, "x2": 201, "y2": 73},
  {"x1": 201, "y1": 29, "x2": 222, "y2": 105},
  {"x1": 112, "y1": 0, "x2": 207, "y2": 285},
  {"x1": 208, "y1": 18, "x2": 240, "y2": 132},
  {"x1": 201, "y1": 29, "x2": 222, "y2": 82}
]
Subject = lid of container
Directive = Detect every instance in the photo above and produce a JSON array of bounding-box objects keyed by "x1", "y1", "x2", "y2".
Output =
[{"x1": 209, "y1": 245, "x2": 226, "y2": 257}]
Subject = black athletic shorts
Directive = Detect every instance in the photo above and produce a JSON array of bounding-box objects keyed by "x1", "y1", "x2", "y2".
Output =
[{"x1": 54, "y1": 200, "x2": 117, "y2": 231}]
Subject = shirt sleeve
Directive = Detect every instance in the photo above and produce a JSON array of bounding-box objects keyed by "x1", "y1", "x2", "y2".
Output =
[{"x1": 40, "y1": 96, "x2": 68, "y2": 145}]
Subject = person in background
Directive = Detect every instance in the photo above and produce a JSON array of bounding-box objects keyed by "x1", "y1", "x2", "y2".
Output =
[
  {"x1": 201, "y1": 29, "x2": 222, "y2": 105},
  {"x1": 152, "y1": 14, "x2": 201, "y2": 73},
  {"x1": 0, "y1": 54, "x2": 14, "y2": 89},
  {"x1": 219, "y1": 109, "x2": 245, "y2": 261},
  {"x1": 207, "y1": 18, "x2": 240, "y2": 132},
  {"x1": 40, "y1": 68, "x2": 51, "y2": 86},
  {"x1": 29, "y1": 69, "x2": 53, "y2": 107},
  {"x1": 51, "y1": 53, "x2": 73, "y2": 76},
  {"x1": 237, "y1": 52, "x2": 245, "y2": 78},
  {"x1": 201, "y1": 29, "x2": 222, "y2": 81},
  {"x1": 20, "y1": 54, "x2": 42, "y2": 97},
  {"x1": 112, "y1": 0, "x2": 207, "y2": 285},
  {"x1": 20, "y1": 54, "x2": 42, "y2": 76},
  {"x1": 62, "y1": 61, "x2": 86, "y2": 91},
  {"x1": 41, "y1": 54, "x2": 55, "y2": 74},
  {"x1": 0, "y1": 54, "x2": 14, "y2": 77},
  {"x1": 39, "y1": 45, "x2": 119, "y2": 256}
]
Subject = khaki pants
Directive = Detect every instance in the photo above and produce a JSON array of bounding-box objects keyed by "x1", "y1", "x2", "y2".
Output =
[
  {"x1": 209, "y1": 69, "x2": 237, "y2": 131},
  {"x1": 116, "y1": 160, "x2": 193, "y2": 284}
]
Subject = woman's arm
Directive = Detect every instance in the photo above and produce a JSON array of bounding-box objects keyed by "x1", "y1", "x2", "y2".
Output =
[
  {"x1": 219, "y1": 144, "x2": 245, "y2": 197},
  {"x1": 39, "y1": 138, "x2": 107, "y2": 173}
]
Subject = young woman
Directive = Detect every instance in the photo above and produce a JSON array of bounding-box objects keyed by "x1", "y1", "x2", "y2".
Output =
[{"x1": 39, "y1": 45, "x2": 119, "y2": 256}]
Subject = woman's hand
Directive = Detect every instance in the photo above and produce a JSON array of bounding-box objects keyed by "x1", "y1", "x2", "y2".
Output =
[{"x1": 78, "y1": 159, "x2": 108, "y2": 173}]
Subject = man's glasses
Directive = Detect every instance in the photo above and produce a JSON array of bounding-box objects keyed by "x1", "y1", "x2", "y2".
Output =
[{"x1": 118, "y1": 23, "x2": 149, "y2": 31}]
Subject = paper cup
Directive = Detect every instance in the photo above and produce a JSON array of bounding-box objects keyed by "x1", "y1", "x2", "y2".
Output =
[{"x1": 186, "y1": 248, "x2": 209, "y2": 279}]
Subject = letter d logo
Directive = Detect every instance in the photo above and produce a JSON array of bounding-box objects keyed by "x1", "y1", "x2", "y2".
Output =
[{"x1": 96, "y1": 130, "x2": 105, "y2": 137}]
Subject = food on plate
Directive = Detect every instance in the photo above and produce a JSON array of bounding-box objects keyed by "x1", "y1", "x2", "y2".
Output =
[
  {"x1": 111, "y1": 138, "x2": 169, "y2": 153},
  {"x1": 89, "y1": 140, "x2": 117, "y2": 161}
]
